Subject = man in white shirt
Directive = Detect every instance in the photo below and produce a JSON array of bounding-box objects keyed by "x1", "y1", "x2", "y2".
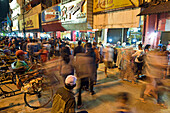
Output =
[{"x1": 103, "y1": 43, "x2": 114, "y2": 78}]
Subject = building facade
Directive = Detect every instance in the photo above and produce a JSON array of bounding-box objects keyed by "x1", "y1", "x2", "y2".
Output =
[
  {"x1": 139, "y1": 0, "x2": 170, "y2": 47},
  {"x1": 93, "y1": 0, "x2": 143, "y2": 45}
]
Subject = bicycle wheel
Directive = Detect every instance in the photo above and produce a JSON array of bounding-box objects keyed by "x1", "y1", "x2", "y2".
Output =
[{"x1": 24, "y1": 74, "x2": 53, "y2": 109}]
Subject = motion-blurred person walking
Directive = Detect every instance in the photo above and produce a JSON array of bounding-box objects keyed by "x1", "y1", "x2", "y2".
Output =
[
  {"x1": 92, "y1": 42, "x2": 100, "y2": 84},
  {"x1": 74, "y1": 41, "x2": 85, "y2": 56},
  {"x1": 59, "y1": 47, "x2": 74, "y2": 81},
  {"x1": 140, "y1": 50, "x2": 169, "y2": 108},
  {"x1": 103, "y1": 43, "x2": 114, "y2": 78},
  {"x1": 27, "y1": 39, "x2": 40, "y2": 63},
  {"x1": 98, "y1": 42, "x2": 104, "y2": 63},
  {"x1": 75, "y1": 42, "x2": 96, "y2": 109}
]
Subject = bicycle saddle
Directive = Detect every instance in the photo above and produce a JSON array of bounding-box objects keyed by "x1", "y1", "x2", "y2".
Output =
[
  {"x1": 11, "y1": 62, "x2": 26, "y2": 74},
  {"x1": 11, "y1": 61, "x2": 17, "y2": 69}
]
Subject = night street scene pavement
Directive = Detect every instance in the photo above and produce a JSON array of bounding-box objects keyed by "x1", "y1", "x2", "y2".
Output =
[
  {"x1": 0, "y1": 63, "x2": 170, "y2": 113},
  {"x1": 0, "y1": 0, "x2": 170, "y2": 113}
]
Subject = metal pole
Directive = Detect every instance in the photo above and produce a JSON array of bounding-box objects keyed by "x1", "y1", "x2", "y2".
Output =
[{"x1": 23, "y1": 0, "x2": 26, "y2": 39}]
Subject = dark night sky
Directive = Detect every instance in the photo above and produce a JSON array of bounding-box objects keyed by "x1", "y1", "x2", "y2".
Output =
[{"x1": 0, "y1": 0, "x2": 9, "y2": 23}]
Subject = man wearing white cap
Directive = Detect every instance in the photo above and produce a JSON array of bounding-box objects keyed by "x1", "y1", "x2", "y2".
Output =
[{"x1": 52, "y1": 75, "x2": 77, "y2": 113}]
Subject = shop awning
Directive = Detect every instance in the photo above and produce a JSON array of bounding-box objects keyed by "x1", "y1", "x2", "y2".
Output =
[
  {"x1": 138, "y1": 1, "x2": 170, "y2": 16},
  {"x1": 62, "y1": 23, "x2": 92, "y2": 31},
  {"x1": 42, "y1": 21, "x2": 66, "y2": 32}
]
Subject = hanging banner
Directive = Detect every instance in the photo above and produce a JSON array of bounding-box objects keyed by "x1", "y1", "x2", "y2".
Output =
[
  {"x1": 61, "y1": 0, "x2": 87, "y2": 24},
  {"x1": 93, "y1": 0, "x2": 139, "y2": 13},
  {"x1": 41, "y1": 4, "x2": 61, "y2": 23},
  {"x1": 19, "y1": 14, "x2": 39, "y2": 30},
  {"x1": 93, "y1": 8, "x2": 140, "y2": 29}
]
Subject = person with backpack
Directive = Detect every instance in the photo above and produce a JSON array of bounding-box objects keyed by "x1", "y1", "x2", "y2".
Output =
[{"x1": 132, "y1": 44, "x2": 144, "y2": 79}]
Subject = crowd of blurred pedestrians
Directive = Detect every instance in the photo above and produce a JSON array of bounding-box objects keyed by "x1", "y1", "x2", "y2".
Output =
[{"x1": 0, "y1": 36, "x2": 170, "y2": 112}]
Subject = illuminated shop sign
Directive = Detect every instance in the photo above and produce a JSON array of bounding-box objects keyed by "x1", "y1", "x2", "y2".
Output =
[
  {"x1": 20, "y1": 14, "x2": 39, "y2": 30},
  {"x1": 93, "y1": 0, "x2": 139, "y2": 13},
  {"x1": 41, "y1": 0, "x2": 87, "y2": 24},
  {"x1": 41, "y1": 4, "x2": 61, "y2": 22},
  {"x1": 61, "y1": 0, "x2": 87, "y2": 24}
]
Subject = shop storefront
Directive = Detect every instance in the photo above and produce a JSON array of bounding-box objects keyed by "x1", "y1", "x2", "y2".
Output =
[
  {"x1": 61, "y1": 0, "x2": 92, "y2": 30},
  {"x1": 56, "y1": 30, "x2": 95, "y2": 42},
  {"x1": 93, "y1": 0, "x2": 141, "y2": 45},
  {"x1": 60, "y1": 0, "x2": 93, "y2": 41},
  {"x1": 138, "y1": 1, "x2": 170, "y2": 47},
  {"x1": 41, "y1": 0, "x2": 93, "y2": 41}
]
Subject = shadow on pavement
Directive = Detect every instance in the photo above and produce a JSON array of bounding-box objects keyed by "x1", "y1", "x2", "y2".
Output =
[
  {"x1": 133, "y1": 100, "x2": 161, "y2": 113},
  {"x1": 95, "y1": 82, "x2": 122, "y2": 93},
  {"x1": 82, "y1": 94, "x2": 117, "y2": 110},
  {"x1": 97, "y1": 76, "x2": 119, "y2": 85},
  {"x1": 0, "y1": 103, "x2": 25, "y2": 111}
]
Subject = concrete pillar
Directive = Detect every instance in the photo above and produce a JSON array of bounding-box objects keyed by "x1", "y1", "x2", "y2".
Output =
[
  {"x1": 144, "y1": 14, "x2": 158, "y2": 48},
  {"x1": 121, "y1": 28, "x2": 124, "y2": 44},
  {"x1": 103, "y1": 28, "x2": 108, "y2": 45}
]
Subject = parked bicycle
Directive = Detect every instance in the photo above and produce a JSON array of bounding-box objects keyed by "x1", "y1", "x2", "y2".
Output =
[{"x1": 11, "y1": 62, "x2": 53, "y2": 109}]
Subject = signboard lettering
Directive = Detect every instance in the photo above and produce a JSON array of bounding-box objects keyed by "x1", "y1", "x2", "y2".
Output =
[
  {"x1": 72, "y1": 0, "x2": 85, "y2": 15},
  {"x1": 93, "y1": 0, "x2": 139, "y2": 13},
  {"x1": 41, "y1": 0, "x2": 87, "y2": 24},
  {"x1": 95, "y1": 0, "x2": 114, "y2": 9},
  {"x1": 61, "y1": 0, "x2": 87, "y2": 24},
  {"x1": 20, "y1": 14, "x2": 39, "y2": 30}
]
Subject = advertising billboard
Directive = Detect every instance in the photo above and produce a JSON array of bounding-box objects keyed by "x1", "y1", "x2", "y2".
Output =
[
  {"x1": 41, "y1": 4, "x2": 61, "y2": 23},
  {"x1": 61, "y1": 0, "x2": 87, "y2": 24}
]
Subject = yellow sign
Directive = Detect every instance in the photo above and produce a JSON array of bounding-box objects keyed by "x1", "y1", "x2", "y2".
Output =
[
  {"x1": 93, "y1": 0, "x2": 139, "y2": 13},
  {"x1": 20, "y1": 14, "x2": 39, "y2": 30}
]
